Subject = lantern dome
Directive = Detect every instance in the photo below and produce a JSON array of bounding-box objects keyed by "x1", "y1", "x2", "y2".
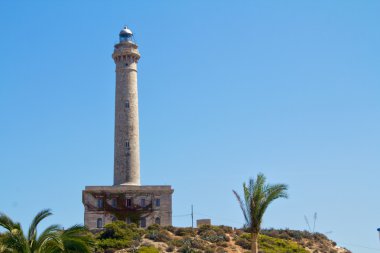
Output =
[{"x1": 119, "y1": 26, "x2": 134, "y2": 42}]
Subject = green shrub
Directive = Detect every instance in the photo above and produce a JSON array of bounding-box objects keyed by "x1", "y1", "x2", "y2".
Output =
[
  {"x1": 137, "y1": 246, "x2": 159, "y2": 253},
  {"x1": 163, "y1": 225, "x2": 176, "y2": 233},
  {"x1": 235, "y1": 236, "x2": 251, "y2": 250},
  {"x1": 198, "y1": 225, "x2": 228, "y2": 243},
  {"x1": 189, "y1": 238, "x2": 208, "y2": 250},
  {"x1": 172, "y1": 239, "x2": 184, "y2": 247},
  {"x1": 96, "y1": 221, "x2": 143, "y2": 250},
  {"x1": 261, "y1": 229, "x2": 328, "y2": 242},
  {"x1": 216, "y1": 241, "x2": 228, "y2": 248},
  {"x1": 147, "y1": 224, "x2": 161, "y2": 231},
  {"x1": 175, "y1": 227, "x2": 196, "y2": 237},
  {"x1": 234, "y1": 233, "x2": 308, "y2": 253},
  {"x1": 218, "y1": 225, "x2": 233, "y2": 234},
  {"x1": 239, "y1": 233, "x2": 251, "y2": 240},
  {"x1": 179, "y1": 245, "x2": 200, "y2": 253},
  {"x1": 97, "y1": 238, "x2": 133, "y2": 250},
  {"x1": 178, "y1": 237, "x2": 207, "y2": 252},
  {"x1": 204, "y1": 247, "x2": 215, "y2": 253},
  {"x1": 146, "y1": 228, "x2": 172, "y2": 243},
  {"x1": 98, "y1": 221, "x2": 143, "y2": 240}
]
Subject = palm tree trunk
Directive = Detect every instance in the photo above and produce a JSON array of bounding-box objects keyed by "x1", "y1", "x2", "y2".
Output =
[{"x1": 251, "y1": 232, "x2": 258, "y2": 253}]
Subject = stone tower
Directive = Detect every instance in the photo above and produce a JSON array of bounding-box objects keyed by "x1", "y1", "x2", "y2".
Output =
[
  {"x1": 82, "y1": 26, "x2": 173, "y2": 230},
  {"x1": 113, "y1": 27, "x2": 141, "y2": 186}
]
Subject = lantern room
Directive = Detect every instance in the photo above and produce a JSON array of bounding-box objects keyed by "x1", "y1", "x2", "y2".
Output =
[{"x1": 119, "y1": 26, "x2": 134, "y2": 43}]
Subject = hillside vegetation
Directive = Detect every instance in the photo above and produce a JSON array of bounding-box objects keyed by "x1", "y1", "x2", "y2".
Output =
[{"x1": 93, "y1": 222, "x2": 351, "y2": 253}]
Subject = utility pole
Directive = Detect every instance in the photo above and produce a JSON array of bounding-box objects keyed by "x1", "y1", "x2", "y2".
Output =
[{"x1": 191, "y1": 205, "x2": 194, "y2": 228}]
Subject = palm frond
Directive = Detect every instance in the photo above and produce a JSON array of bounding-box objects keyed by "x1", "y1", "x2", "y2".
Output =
[
  {"x1": 258, "y1": 183, "x2": 288, "y2": 224},
  {"x1": 0, "y1": 228, "x2": 28, "y2": 253},
  {"x1": 0, "y1": 213, "x2": 21, "y2": 232},
  {"x1": 242, "y1": 182, "x2": 253, "y2": 229},
  {"x1": 233, "y1": 190, "x2": 250, "y2": 227},
  {"x1": 60, "y1": 225, "x2": 95, "y2": 253},
  {"x1": 34, "y1": 224, "x2": 63, "y2": 252},
  {"x1": 27, "y1": 209, "x2": 52, "y2": 243}
]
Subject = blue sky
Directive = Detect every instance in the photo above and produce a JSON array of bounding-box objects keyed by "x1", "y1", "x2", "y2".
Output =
[{"x1": 1, "y1": 0, "x2": 380, "y2": 252}]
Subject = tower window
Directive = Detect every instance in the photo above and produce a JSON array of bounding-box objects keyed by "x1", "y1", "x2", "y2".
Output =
[
  {"x1": 126, "y1": 198, "x2": 132, "y2": 207},
  {"x1": 140, "y1": 198, "x2": 146, "y2": 207},
  {"x1": 97, "y1": 198, "x2": 103, "y2": 208},
  {"x1": 125, "y1": 101, "x2": 130, "y2": 108},
  {"x1": 140, "y1": 217, "x2": 146, "y2": 228},
  {"x1": 155, "y1": 217, "x2": 161, "y2": 225},
  {"x1": 126, "y1": 141, "x2": 129, "y2": 148},
  {"x1": 97, "y1": 218, "x2": 102, "y2": 228},
  {"x1": 155, "y1": 199, "x2": 160, "y2": 207}
]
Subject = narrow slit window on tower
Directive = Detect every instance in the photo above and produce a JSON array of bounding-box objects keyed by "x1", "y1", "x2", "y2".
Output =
[
  {"x1": 126, "y1": 141, "x2": 130, "y2": 149},
  {"x1": 125, "y1": 100, "x2": 130, "y2": 109}
]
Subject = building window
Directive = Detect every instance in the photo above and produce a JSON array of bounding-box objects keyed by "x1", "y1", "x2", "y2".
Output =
[
  {"x1": 140, "y1": 198, "x2": 146, "y2": 207},
  {"x1": 155, "y1": 217, "x2": 161, "y2": 225},
  {"x1": 97, "y1": 218, "x2": 102, "y2": 228},
  {"x1": 155, "y1": 199, "x2": 160, "y2": 207},
  {"x1": 126, "y1": 217, "x2": 132, "y2": 224},
  {"x1": 140, "y1": 217, "x2": 146, "y2": 228},
  {"x1": 126, "y1": 141, "x2": 129, "y2": 148},
  {"x1": 97, "y1": 198, "x2": 103, "y2": 208},
  {"x1": 111, "y1": 198, "x2": 117, "y2": 208},
  {"x1": 126, "y1": 198, "x2": 132, "y2": 207},
  {"x1": 125, "y1": 101, "x2": 129, "y2": 108}
]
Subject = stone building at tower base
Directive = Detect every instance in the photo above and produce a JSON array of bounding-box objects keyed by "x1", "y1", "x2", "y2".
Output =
[{"x1": 82, "y1": 185, "x2": 173, "y2": 230}]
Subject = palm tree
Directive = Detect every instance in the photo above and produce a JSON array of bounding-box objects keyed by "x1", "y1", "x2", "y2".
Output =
[
  {"x1": 233, "y1": 173, "x2": 288, "y2": 253},
  {"x1": 0, "y1": 209, "x2": 94, "y2": 253}
]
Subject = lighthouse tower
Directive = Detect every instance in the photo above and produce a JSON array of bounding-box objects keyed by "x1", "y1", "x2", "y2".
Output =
[
  {"x1": 82, "y1": 27, "x2": 173, "y2": 230},
  {"x1": 113, "y1": 27, "x2": 141, "y2": 186}
]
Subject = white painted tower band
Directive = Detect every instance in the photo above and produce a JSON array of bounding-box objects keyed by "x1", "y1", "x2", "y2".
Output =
[{"x1": 112, "y1": 27, "x2": 141, "y2": 185}]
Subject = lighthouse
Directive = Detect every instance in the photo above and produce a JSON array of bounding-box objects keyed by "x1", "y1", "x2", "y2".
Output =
[
  {"x1": 113, "y1": 27, "x2": 141, "y2": 186},
  {"x1": 82, "y1": 27, "x2": 173, "y2": 230}
]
